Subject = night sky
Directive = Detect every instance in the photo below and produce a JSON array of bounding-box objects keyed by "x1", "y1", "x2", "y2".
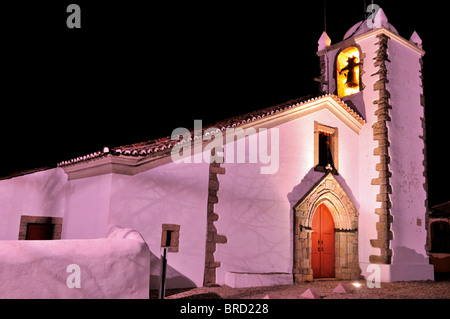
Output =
[{"x1": 2, "y1": 1, "x2": 449, "y2": 207}]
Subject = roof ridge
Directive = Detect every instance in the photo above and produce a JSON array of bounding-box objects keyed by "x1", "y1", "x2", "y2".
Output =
[{"x1": 57, "y1": 94, "x2": 365, "y2": 167}]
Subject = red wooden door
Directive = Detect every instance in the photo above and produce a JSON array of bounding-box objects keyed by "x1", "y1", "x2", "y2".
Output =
[{"x1": 311, "y1": 204, "x2": 335, "y2": 278}]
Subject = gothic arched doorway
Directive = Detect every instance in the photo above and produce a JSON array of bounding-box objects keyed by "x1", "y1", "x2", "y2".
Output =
[{"x1": 293, "y1": 173, "x2": 360, "y2": 282}]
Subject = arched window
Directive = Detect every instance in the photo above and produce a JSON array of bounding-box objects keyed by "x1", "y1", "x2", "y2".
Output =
[
  {"x1": 337, "y1": 47, "x2": 361, "y2": 98},
  {"x1": 431, "y1": 221, "x2": 450, "y2": 253}
]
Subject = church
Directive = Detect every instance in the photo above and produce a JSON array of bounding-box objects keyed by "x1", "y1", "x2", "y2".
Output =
[{"x1": 0, "y1": 7, "x2": 434, "y2": 290}]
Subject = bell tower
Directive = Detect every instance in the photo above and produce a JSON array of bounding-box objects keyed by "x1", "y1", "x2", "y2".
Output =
[{"x1": 316, "y1": 7, "x2": 434, "y2": 281}]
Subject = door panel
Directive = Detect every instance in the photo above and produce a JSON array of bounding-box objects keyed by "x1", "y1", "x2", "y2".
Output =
[
  {"x1": 311, "y1": 232, "x2": 320, "y2": 276},
  {"x1": 311, "y1": 207, "x2": 321, "y2": 276},
  {"x1": 311, "y1": 204, "x2": 335, "y2": 278},
  {"x1": 321, "y1": 232, "x2": 335, "y2": 278}
]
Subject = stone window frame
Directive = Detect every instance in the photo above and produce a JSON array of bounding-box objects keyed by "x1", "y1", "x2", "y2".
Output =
[
  {"x1": 18, "y1": 215, "x2": 63, "y2": 240},
  {"x1": 314, "y1": 121, "x2": 339, "y2": 174},
  {"x1": 161, "y1": 224, "x2": 180, "y2": 253}
]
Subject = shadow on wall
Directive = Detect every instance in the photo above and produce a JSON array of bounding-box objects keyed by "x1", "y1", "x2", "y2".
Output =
[
  {"x1": 108, "y1": 167, "x2": 209, "y2": 288},
  {"x1": 393, "y1": 246, "x2": 430, "y2": 264},
  {"x1": 342, "y1": 91, "x2": 366, "y2": 120},
  {"x1": 287, "y1": 168, "x2": 360, "y2": 212},
  {"x1": 149, "y1": 250, "x2": 196, "y2": 290},
  {"x1": 287, "y1": 168, "x2": 323, "y2": 210}
]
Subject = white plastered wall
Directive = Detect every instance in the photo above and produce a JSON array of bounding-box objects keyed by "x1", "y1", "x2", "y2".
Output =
[
  {"x1": 108, "y1": 158, "x2": 210, "y2": 289},
  {"x1": 385, "y1": 39, "x2": 431, "y2": 273},
  {"x1": 215, "y1": 108, "x2": 360, "y2": 285},
  {"x1": 0, "y1": 168, "x2": 67, "y2": 240}
]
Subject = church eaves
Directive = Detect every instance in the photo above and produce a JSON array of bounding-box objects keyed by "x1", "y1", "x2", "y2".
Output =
[{"x1": 57, "y1": 94, "x2": 365, "y2": 179}]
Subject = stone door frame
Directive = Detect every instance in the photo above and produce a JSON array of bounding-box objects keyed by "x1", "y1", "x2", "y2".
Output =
[{"x1": 293, "y1": 173, "x2": 360, "y2": 282}]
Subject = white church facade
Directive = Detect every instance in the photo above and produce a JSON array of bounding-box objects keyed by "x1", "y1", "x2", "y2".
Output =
[{"x1": 0, "y1": 8, "x2": 434, "y2": 290}]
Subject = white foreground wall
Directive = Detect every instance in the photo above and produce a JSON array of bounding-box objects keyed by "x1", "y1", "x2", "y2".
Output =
[{"x1": 0, "y1": 226, "x2": 150, "y2": 299}]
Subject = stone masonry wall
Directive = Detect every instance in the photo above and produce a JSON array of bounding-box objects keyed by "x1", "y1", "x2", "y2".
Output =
[
  {"x1": 370, "y1": 33, "x2": 394, "y2": 264},
  {"x1": 203, "y1": 160, "x2": 227, "y2": 286}
]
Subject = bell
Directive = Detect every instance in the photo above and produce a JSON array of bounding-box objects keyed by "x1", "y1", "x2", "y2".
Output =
[
  {"x1": 345, "y1": 69, "x2": 358, "y2": 88},
  {"x1": 339, "y1": 56, "x2": 360, "y2": 88}
]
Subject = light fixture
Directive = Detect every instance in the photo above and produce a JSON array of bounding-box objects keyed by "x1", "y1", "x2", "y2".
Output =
[{"x1": 352, "y1": 282, "x2": 362, "y2": 288}]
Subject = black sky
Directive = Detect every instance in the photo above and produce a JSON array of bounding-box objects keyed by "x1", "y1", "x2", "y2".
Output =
[{"x1": 2, "y1": 1, "x2": 449, "y2": 207}]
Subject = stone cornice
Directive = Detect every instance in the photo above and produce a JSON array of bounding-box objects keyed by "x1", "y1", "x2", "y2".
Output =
[
  {"x1": 355, "y1": 27, "x2": 425, "y2": 55},
  {"x1": 62, "y1": 151, "x2": 174, "y2": 180},
  {"x1": 317, "y1": 27, "x2": 425, "y2": 56}
]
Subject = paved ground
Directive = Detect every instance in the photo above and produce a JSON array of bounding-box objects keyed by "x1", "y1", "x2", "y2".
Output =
[{"x1": 152, "y1": 278, "x2": 450, "y2": 299}]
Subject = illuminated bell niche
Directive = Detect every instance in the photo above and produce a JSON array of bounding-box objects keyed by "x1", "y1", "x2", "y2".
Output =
[{"x1": 337, "y1": 47, "x2": 361, "y2": 98}]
